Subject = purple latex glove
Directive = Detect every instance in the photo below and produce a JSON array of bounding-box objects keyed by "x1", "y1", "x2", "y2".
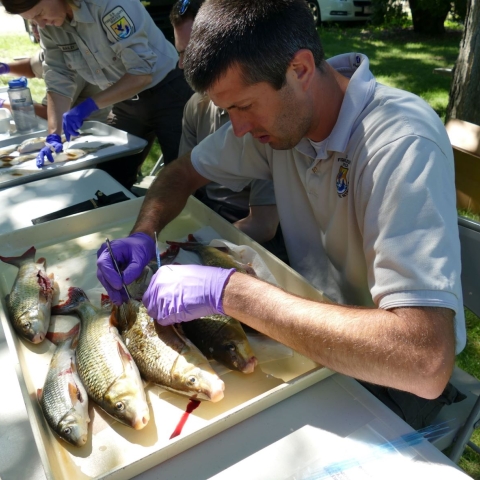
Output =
[
  {"x1": 0, "y1": 63, "x2": 10, "y2": 75},
  {"x1": 62, "y1": 97, "x2": 98, "y2": 141},
  {"x1": 142, "y1": 264, "x2": 236, "y2": 326},
  {"x1": 36, "y1": 133, "x2": 64, "y2": 167},
  {"x1": 97, "y1": 232, "x2": 156, "y2": 305}
]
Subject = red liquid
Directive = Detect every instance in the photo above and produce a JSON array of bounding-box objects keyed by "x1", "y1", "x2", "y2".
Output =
[{"x1": 169, "y1": 399, "x2": 201, "y2": 439}]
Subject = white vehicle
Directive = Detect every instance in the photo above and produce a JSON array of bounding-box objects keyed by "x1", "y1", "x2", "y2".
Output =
[{"x1": 307, "y1": 0, "x2": 373, "y2": 24}]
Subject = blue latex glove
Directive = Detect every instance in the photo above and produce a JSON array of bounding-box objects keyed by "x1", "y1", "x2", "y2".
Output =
[
  {"x1": 97, "y1": 232, "x2": 156, "y2": 305},
  {"x1": 142, "y1": 264, "x2": 236, "y2": 326},
  {"x1": 62, "y1": 97, "x2": 98, "y2": 141},
  {"x1": 36, "y1": 133, "x2": 64, "y2": 167},
  {"x1": 0, "y1": 63, "x2": 10, "y2": 75}
]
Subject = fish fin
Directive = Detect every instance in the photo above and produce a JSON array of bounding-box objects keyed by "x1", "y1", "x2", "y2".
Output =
[
  {"x1": 46, "y1": 323, "x2": 80, "y2": 346},
  {"x1": 117, "y1": 340, "x2": 134, "y2": 371},
  {"x1": 0, "y1": 246, "x2": 36, "y2": 268},
  {"x1": 51, "y1": 287, "x2": 88, "y2": 315},
  {"x1": 36, "y1": 257, "x2": 47, "y2": 268},
  {"x1": 68, "y1": 382, "x2": 82, "y2": 405},
  {"x1": 101, "y1": 294, "x2": 112, "y2": 309},
  {"x1": 37, "y1": 388, "x2": 43, "y2": 402}
]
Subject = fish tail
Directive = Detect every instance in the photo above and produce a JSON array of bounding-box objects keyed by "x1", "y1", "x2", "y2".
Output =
[
  {"x1": 51, "y1": 287, "x2": 89, "y2": 315},
  {"x1": 0, "y1": 246, "x2": 36, "y2": 268},
  {"x1": 46, "y1": 323, "x2": 80, "y2": 346}
]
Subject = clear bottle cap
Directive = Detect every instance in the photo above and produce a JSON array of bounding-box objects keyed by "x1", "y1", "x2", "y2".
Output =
[{"x1": 8, "y1": 76, "x2": 28, "y2": 89}]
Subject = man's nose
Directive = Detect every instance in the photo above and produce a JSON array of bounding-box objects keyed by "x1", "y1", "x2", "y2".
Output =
[{"x1": 230, "y1": 112, "x2": 252, "y2": 138}]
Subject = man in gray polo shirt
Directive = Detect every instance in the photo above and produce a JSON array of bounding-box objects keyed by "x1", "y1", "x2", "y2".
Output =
[{"x1": 97, "y1": 0, "x2": 466, "y2": 428}]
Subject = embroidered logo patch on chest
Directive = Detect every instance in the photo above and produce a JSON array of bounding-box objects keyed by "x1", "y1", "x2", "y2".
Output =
[
  {"x1": 103, "y1": 7, "x2": 135, "y2": 40},
  {"x1": 336, "y1": 156, "x2": 351, "y2": 198}
]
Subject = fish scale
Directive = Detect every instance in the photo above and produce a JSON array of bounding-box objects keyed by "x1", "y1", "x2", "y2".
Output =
[
  {"x1": 52, "y1": 288, "x2": 150, "y2": 430},
  {"x1": 0, "y1": 246, "x2": 54, "y2": 344},
  {"x1": 75, "y1": 301, "x2": 127, "y2": 401},
  {"x1": 115, "y1": 300, "x2": 225, "y2": 402},
  {"x1": 181, "y1": 314, "x2": 258, "y2": 374},
  {"x1": 39, "y1": 336, "x2": 89, "y2": 447}
]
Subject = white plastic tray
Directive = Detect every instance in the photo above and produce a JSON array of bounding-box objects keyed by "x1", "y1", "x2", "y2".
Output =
[
  {"x1": 0, "y1": 121, "x2": 148, "y2": 190},
  {"x1": 0, "y1": 196, "x2": 333, "y2": 480}
]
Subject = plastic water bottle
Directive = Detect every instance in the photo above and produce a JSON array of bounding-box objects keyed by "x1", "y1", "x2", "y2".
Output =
[{"x1": 7, "y1": 77, "x2": 37, "y2": 134}]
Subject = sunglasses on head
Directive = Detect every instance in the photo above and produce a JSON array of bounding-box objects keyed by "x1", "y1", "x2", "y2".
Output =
[{"x1": 178, "y1": 0, "x2": 191, "y2": 15}]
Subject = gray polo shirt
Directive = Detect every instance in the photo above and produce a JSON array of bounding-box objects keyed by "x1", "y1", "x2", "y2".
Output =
[
  {"x1": 191, "y1": 53, "x2": 466, "y2": 354},
  {"x1": 179, "y1": 93, "x2": 276, "y2": 209},
  {"x1": 39, "y1": 0, "x2": 178, "y2": 100}
]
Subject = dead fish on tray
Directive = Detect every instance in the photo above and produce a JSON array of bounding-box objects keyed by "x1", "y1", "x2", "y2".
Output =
[
  {"x1": 16, "y1": 135, "x2": 66, "y2": 154},
  {"x1": 0, "y1": 143, "x2": 115, "y2": 168},
  {"x1": 164, "y1": 234, "x2": 256, "y2": 275},
  {"x1": 0, "y1": 144, "x2": 19, "y2": 157},
  {"x1": 37, "y1": 327, "x2": 90, "y2": 447},
  {"x1": 180, "y1": 314, "x2": 258, "y2": 374},
  {"x1": 0, "y1": 246, "x2": 56, "y2": 344},
  {"x1": 113, "y1": 299, "x2": 225, "y2": 402},
  {"x1": 52, "y1": 287, "x2": 150, "y2": 430}
]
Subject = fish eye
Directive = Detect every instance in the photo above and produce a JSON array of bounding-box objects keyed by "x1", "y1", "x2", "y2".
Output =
[
  {"x1": 23, "y1": 321, "x2": 31, "y2": 330},
  {"x1": 224, "y1": 342, "x2": 236, "y2": 352},
  {"x1": 188, "y1": 376, "x2": 197, "y2": 385},
  {"x1": 63, "y1": 427, "x2": 71, "y2": 435},
  {"x1": 115, "y1": 401, "x2": 125, "y2": 411}
]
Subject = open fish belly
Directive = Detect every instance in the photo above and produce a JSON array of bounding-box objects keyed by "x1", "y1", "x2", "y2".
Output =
[
  {"x1": 0, "y1": 246, "x2": 54, "y2": 344},
  {"x1": 116, "y1": 301, "x2": 225, "y2": 402},
  {"x1": 39, "y1": 337, "x2": 90, "y2": 447}
]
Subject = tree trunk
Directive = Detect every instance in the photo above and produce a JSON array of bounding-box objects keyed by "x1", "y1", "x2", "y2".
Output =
[
  {"x1": 409, "y1": 0, "x2": 451, "y2": 34},
  {"x1": 447, "y1": 0, "x2": 480, "y2": 124}
]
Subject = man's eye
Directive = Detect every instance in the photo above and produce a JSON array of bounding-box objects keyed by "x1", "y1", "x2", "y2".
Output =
[{"x1": 238, "y1": 105, "x2": 251, "y2": 112}]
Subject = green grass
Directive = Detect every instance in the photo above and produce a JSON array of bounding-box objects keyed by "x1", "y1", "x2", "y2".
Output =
[{"x1": 2, "y1": 20, "x2": 480, "y2": 477}]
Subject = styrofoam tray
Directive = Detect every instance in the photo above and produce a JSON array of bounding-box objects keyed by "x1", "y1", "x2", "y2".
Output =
[
  {"x1": 0, "y1": 121, "x2": 148, "y2": 190},
  {"x1": 0, "y1": 196, "x2": 333, "y2": 480}
]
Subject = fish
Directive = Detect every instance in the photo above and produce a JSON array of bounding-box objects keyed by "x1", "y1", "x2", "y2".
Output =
[
  {"x1": 180, "y1": 314, "x2": 258, "y2": 374},
  {"x1": 0, "y1": 246, "x2": 55, "y2": 344},
  {"x1": 165, "y1": 238, "x2": 256, "y2": 275},
  {"x1": 0, "y1": 144, "x2": 19, "y2": 156},
  {"x1": 37, "y1": 331, "x2": 90, "y2": 447},
  {"x1": 51, "y1": 287, "x2": 150, "y2": 430},
  {"x1": 48, "y1": 143, "x2": 115, "y2": 164},
  {"x1": 127, "y1": 261, "x2": 158, "y2": 301},
  {"x1": 114, "y1": 300, "x2": 225, "y2": 402},
  {"x1": 0, "y1": 143, "x2": 115, "y2": 169},
  {"x1": 0, "y1": 153, "x2": 37, "y2": 167},
  {"x1": 17, "y1": 134, "x2": 66, "y2": 154}
]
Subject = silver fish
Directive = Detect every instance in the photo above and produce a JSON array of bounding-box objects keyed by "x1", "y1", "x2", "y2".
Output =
[
  {"x1": 49, "y1": 143, "x2": 115, "y2": 164},
  {"x1": 17, "y1": 135, "x2": 66, "y2": 154},
  {"x1": 0, "y1": 144, "x2": 19, "y2": 156},
  {"x1": 38, "y1": 331, "x2": 90, "y2": 447},
  {"x1": 52, "y1": 287, "x2": 150, "y2": 430},
  {"x1": 0, "y1": 246, "x2": 55, "y2": 344}
]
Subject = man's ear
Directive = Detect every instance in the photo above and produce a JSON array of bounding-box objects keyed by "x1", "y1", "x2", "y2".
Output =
[{"x1": 289, "y1": 49, "x2": 316, "y2": 91}]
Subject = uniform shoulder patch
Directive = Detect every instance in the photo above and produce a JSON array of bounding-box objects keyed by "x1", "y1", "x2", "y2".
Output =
[{"x1": 102, "y1": 7, "x2": 135, "y2": 40}]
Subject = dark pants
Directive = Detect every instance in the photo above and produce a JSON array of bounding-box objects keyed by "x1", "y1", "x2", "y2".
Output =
[
  {"x1": 358, "y1": 380, "x2": 466, "y2": 430},
  {"x1": 194, "y1": 188, "x2": 290, "y2": 265},
  {"x1": 100, "y1": 67, "x2": 193, "y2": 189}
]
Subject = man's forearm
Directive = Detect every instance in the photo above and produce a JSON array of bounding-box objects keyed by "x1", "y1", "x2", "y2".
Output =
[
  {"x1": 223, "y1": 272, "x2": 456, "y2": 399},
  {"x1": 132, "y1": 153, "x2": 208, "y2": 237}
]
